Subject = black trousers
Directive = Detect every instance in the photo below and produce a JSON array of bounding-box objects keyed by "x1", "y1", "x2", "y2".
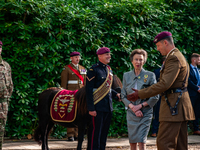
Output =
[
  {"x1": 190, "y1": 95, "x2": 200, "y2": 131},
  {"x1": 87, "y1": 111, "x2": 112, "y2": 150}
]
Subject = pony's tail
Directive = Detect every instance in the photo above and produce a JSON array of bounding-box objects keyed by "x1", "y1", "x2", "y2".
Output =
[{"x1": 34, "y1": 125, "x2": 42, "y2": 145}]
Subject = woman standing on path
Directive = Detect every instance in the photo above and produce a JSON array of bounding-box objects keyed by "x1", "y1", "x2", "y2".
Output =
[{"x1": 121, "y1": 49, "x2": 159, "y2": 150}]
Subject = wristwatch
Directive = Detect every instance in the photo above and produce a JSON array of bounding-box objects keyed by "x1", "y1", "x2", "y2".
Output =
[{"x1": 141, "y1": 103, "x2": 144, "y2": 108}]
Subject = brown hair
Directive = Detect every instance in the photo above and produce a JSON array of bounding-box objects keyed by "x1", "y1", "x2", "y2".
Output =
[
  {"x1": 191, "y1": 53, "x2": 200, "y2": 60},
  {"x1": 130, "y1": 49, "x2": 147, "y2": 63}
]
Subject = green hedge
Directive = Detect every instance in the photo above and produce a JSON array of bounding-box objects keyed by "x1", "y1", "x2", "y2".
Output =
[{"x1": 0, "y1": 0, "x2": 199, "y2": 138}]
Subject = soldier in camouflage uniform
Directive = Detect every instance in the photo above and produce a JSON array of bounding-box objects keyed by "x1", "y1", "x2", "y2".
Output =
[{"x1": 0, "y1": 41, "x2": 13, "y2": 149}]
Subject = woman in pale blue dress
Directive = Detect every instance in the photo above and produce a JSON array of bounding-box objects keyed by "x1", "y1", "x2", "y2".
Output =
[{"x1": 121, "y1": 49, "x2": 159, "y2": 150}]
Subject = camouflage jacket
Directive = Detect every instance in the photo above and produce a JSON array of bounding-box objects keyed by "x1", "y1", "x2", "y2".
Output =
[{"x1": 0, "y1": 56, "x2": 13, "y2": 101}]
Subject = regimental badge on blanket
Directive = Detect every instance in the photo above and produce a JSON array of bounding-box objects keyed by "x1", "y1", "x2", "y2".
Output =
[{"x1": 50, "y1": 89, "x2": 78, "y2": 122}]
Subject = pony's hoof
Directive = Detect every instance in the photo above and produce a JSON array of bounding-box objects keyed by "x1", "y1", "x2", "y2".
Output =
[{"x1": 67, "y1": 136, "x2": 74, "y2": 141}]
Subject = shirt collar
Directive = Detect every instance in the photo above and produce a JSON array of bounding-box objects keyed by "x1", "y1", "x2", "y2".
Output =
[
  {"x1": 166, "y1": 47, "x2": 176, "y2": 59},
  {"x1": 98, "y1": 61, "x2": 107, "y2": 67},
  {"x1": 72, "y1": 63, "x2": 78, "y2": 67},
  {"x1": 190, "y1": 64, "x2": 197, "y2": 69}
]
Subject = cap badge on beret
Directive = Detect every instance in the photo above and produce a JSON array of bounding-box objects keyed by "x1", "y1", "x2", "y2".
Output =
[
  {"x1": 153, "y1": 31, "x2": 172, "y2": 44},
  {"x1": 70, "y1": 51, "x2": 80, "y2": 57},
  {"x1": 96, "y1": 47, "x2": 110, "y2": 55}
]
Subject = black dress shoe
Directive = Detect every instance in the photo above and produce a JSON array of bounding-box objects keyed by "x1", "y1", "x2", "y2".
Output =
[{"x1": 67, "y1": 136, "x2": 74, "y2": 141}]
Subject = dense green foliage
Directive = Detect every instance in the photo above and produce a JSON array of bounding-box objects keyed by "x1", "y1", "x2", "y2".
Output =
[{"x1": 0, "y1": 0, "x2": 199, "y2": 138}]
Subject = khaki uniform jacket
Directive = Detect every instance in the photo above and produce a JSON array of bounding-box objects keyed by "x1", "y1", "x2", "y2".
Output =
[
  {"x1": 61, "y1": 63, "x2": 86, "y2": 91},
  {"x1": 138, "y1": 48, "x2": 195, "y2": 122},
  {"x1": 0, "y1": 58, "x2": 13, "y2": 101}
]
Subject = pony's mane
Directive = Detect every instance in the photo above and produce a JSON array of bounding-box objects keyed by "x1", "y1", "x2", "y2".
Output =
[
  {"x1": 46, "y1": 87, "x2": 61, "y2": 91},
  {"x1": 75, "y1": 86, "x2": 87, "y2": 115}
]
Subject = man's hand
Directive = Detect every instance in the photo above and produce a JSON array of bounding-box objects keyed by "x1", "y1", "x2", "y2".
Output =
[
  {"x1": 116, "y1": 93, "x2": 121, "y2": 101},
  {"x1": 127, "y1": 88, "x2": 139, "y2": 102},
  {"x1": 89, "y1": 111, "x2": 97, "y2": 117}
]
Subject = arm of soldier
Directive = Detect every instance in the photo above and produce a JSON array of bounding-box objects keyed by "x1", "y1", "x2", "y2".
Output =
[
  {"x1": 8, "y1": 66, "x2": 13, "y2": 97},
  {"x1": 8, "y1": 79, "x2": 13, "y2": 97},
  {"x1": 86, "y1": 68, "x2": 96, "y2": 116},
  {"x1": 111, "y1": 89, "x2": 120, "y2": 101},
  {"x1": 83, "y1": 74, "x2": 86, "y2": 86},
  {"x1": 61, "y1": 67, "x2": 68, "y2": 89},
  {"x1": 138, "y1": 55, "x2": 181, "y2": 99},
  {"x1": 144, "y1": 73, "x2": 159, "y2": 108}
]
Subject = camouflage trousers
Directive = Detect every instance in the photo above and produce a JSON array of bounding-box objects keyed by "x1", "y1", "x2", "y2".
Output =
[{"x1": 0, "y1": 102, "x2": 8, "y2": 150}]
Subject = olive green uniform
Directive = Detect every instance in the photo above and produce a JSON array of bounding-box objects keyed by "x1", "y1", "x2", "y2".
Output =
[
  {"x1": 138, "y1": 48, "x2": 195, "y2": 150},
  {"x1": 0, "y1": 56, "x2": 13, "y2": 149},
  {"x1": 61, "y1": 63, "x2": 86, "y2": 138}
]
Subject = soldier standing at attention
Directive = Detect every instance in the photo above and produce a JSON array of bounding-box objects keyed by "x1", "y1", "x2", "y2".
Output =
[
  {"x1": 126, "y1": 31, "x2": 195, "y2": 150},
  {"x1": 0, "y1": 41, "x2": 13, "y2": 149},
  {"x1": 86, "y1": 47, "x2": 120, "y2": 150},
  {"x1": 61, "y1": 51, "x2": 86, "y2": 141}
]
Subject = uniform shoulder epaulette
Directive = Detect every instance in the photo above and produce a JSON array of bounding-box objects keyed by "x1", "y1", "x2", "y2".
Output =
[
  {"x1": 92, "y1": 63, "x2": 99, "y2": 68},
  {"x1": 88, "y1": 65, "x2": 96, "y2": 71},
  {"x1": 171, "y1": 51, "x2": 175, "y2": 55},
  {"x1": 63, "y1": 65, "x2": 68, "y2": 70},
  {"x1": 87, "y1": 66, "x2": 95, "y2": 81}
]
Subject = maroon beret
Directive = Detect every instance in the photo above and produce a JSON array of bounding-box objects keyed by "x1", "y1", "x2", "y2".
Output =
[
  {"x1": 96, "y1": 47, "x2": 110, "y2": 55},
  {"x1": 70, "y1": 51, "x2": 80, "y2": 57},
  {"x1": 153, "y1": 31, "x2": 172, "y2": 44},
  {"x1": 0, "y1": 41, "x2": 3, "y2": 46}
]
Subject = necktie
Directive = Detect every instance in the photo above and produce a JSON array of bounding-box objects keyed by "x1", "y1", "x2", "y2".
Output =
[{"x1": 194, "y1": 67, "x2": 200, "y2": 86}]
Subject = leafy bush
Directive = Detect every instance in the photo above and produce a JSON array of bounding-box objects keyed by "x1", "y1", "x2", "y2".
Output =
[{"x1": 0, "y1": 0, "x2": 199, "y2": 138}]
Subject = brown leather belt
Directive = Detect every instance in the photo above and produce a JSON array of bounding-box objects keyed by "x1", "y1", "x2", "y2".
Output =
[
  {"x1": 161, "y1": 87, "x2": 187, "y2": 116},
  {"x1": 161, "y1": 87, "x2": 187, "y2": 96}
]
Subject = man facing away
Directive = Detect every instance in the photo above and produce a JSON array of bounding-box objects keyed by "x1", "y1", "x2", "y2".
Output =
[
  {"x1": 126, "y1": 31, "x2": 195, "y2": 150},
  {"x1": 61, "y1": 51, "x2": 86, "y2": 141},
  {"x1": 0, "y1": 41, "x2": 13, "y2": 150},
  {"x1": 188, "y1": 53, "x2": 200, "y2": 135}
]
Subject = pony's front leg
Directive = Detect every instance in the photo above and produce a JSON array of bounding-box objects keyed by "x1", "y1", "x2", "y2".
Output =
[
  {"x1": 42, "y1": 121, "x2": 54, "y2": 150},
  {"x1": 41, "y1": 122, "x2": 49, "y2": 150},
  {"x1": 77, "y1": 117, "x2": 87, "y2": 150}
]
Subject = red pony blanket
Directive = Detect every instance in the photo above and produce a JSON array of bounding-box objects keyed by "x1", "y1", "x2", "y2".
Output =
[{"x1": 50, "y1": 89, "x2": 78, "y2": 122}]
